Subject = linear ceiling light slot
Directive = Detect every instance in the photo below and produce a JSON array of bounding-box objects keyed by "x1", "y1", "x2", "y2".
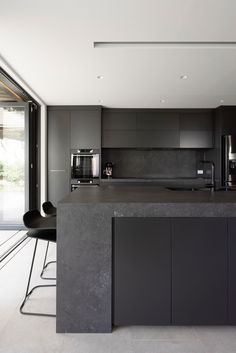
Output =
[{"x1": 93, "y1": 41, "x2": 236, "y2": 49}]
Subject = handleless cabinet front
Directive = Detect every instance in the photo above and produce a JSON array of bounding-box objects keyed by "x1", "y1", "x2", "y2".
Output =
[
  {"x1": 47, "y1": 110, "x2": 70, "y2": 205},
  {"x1": 180, "y1": 112, "x2": 213, "y2": 148},
  {"x1": 136, "y1": 112, "x2": 180, "y2": 148},
  {"x1": 172, "y1": 218, "x2": 228, "y2": 325},
  {"x1": 71, "y1": 109, "x2": 101, "y2": 149},
  {"x1": 113, "y1": 218, "x2": 171, "y2": 325},
  {"x1": 228, "y1": 218, "x2": 236, "y2": 324},
  {"x1": 102, "y1": 111, "x2": 136, "y2": 148}
]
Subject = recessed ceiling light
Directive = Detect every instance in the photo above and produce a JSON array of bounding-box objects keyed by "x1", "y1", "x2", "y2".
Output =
[
  {"x1": 98, "y1": 99, "x2": 103, "y2": 103},
  {"x1": 180, "y1": 75, "x2": 188, "y2": 80},
  {"x1": 220, "y1": 99, "x2": 224, "y2": 103},
  {"x1": 160, "y1": 99, "x2": 165, "y2": 103},
  {"x1": 96, "y1": 75, "x2": 104, "y2": 79}
]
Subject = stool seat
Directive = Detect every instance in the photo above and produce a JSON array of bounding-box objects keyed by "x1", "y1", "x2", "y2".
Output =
[
  {"x1": 23, "y1": 209, "x2": 56, "y2": 229},
  {"x1": 27, "y1": 229, "x2": 56, "y2": 243}
]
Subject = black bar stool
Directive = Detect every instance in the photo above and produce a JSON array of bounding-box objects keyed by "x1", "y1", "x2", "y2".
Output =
[
  {"x1": 20, "y1": 209, "x2": 56, "y2": 317},
  {"x1": 40, "y1": 201, "x2": 57, "y2": 280},
  {"x1": 42, "y1": 201, "x2": 57, "y2": 217}
]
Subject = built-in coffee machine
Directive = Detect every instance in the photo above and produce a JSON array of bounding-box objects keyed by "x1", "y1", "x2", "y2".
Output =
[
  {"x1": 103, "y1": 162, "x2": 114, "y2": 179},
  {"x1": 222, "y1": 135, "x2": 236, "y2": 186}
]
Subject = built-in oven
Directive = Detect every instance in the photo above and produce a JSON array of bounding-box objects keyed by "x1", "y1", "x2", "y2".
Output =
[{"x1": 71, "y1": 149, "x2": 100, "y2": 190}]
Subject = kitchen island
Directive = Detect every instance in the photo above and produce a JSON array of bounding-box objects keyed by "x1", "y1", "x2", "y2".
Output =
[{"x1": 57, "y1": 184, "x2": 236, "y2": 333}]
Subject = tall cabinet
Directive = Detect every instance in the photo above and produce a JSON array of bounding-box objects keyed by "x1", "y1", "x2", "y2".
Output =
[
  {"x1": 47, "y1": 110, "x2": 70, "y2": 206},
  {"x1": 47, "y1": 106, "x2": 101, "y2": 204}
]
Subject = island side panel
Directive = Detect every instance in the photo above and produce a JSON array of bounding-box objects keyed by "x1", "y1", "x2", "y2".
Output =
[{"x1": 56, "y1": 203, "x2": 113, "y2": 333}]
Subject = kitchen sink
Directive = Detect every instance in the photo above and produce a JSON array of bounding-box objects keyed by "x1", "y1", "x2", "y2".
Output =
[
  {"x1": 215, "y1": 187, "x2": 236, "y2": 191},
  {"x1": 166, "y1": 186, "x2": 205, "y2": 191},
  {"x1": 166, "y1": 186, "x2": 208, "y2": 191},
  {"x1": 166, "y1": 186, "x2": 236, "y2": 192}
]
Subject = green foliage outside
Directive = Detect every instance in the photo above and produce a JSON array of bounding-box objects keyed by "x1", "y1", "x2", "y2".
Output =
[
  {"x1": 0, "y1": 161, "x2": 3, "y2": 177},
  {"x1": 0, "y1": 160, "x2": 24, "y2": 184}
]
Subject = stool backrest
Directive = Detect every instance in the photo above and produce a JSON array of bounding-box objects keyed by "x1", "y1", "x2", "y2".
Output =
[{"x1": 42, "y1": 201, "x2": 57, "y2": 216}]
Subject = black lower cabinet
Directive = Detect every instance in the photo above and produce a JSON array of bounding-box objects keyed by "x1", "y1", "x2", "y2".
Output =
[
  {"x1": 172, "y1": 218, "x2": 228, "y2": 325},
  {"x1": 228, "y1": 218, "x2": 236, "y2": 324},
  {"x1": 113, "y1": 218, "x2": 171, "y2": 325}
]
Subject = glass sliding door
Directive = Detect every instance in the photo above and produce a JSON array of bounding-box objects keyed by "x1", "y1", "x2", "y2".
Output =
[{"x1": 0, "y1": 103, "x2": 29, "y2": 228}]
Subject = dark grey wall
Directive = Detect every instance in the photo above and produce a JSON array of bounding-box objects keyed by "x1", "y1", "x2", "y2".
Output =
[{"x1": 102, "y1": 149, "x2": 204, "y2": 179}]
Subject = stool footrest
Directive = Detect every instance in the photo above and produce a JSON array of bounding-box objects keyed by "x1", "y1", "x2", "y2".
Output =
[
  {"x1": 40, "y1": 260, "x2": 56, "y2": 280},
  {"x1": 20, "y1": 284, "x2": 56, "y2": 317}
]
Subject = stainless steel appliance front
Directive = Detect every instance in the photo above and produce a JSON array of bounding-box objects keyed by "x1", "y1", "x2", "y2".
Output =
[
  {"x1": 222, "y1": 135, "x2": 236, "y2": 186},
  {"x1": 71, "y1": 149, "x2": 100, "y2": 188}
]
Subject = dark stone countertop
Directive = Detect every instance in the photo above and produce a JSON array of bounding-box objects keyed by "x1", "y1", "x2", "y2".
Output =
[{"x1": 61, "y1": 184, "x2": 236, "y2": 204}]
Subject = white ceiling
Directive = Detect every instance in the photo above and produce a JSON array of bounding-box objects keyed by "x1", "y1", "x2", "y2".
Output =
[{"x1": 1, "y1": 0, "x2": 236, "y2": 108}]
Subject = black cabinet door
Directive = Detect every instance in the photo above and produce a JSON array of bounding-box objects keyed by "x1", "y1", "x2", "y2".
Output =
[
  {"x1": 103, "y1": 111, "x2": 136, "y2": 130},
  {"x1": 102, "y1": 130, "x2": 136, "y2": 148},
  {"x1": 180, "y1": 131, "x2": 213, "y2": 148},
  {"x1": 136, "y1": 130, "x2": 179, "y2": 148},
  {"x1": 102, "y1": 111, "x2": 136, "y2": 148},
  {"x1": 71, "y1": 109, "x2": 101, "y2": 149},
  {"x1": 180, "y1": 111, "x2": 213, "y2": 148},
  {"x1": 136, "y1": 112, "x2": 180, "y2": 148},
  {"x1": 47, "y1": 110, "x2": 70, "y2": 205},
  {"x1": 136, "y1": 112, "x2": 179, "y2": 130},
  {"x1": 180, "y1": 112, "x2": 213, "y2": 130},
  {"x1": 228, "y1": 218, "x2": 236, "y2": 324},
  {"x1": 172, "y1": 218, "x2": 228, "y2": 325},
  {"x1": 113, "y1": 217, "x2": 171, "y2": 325},
  {"x1": 48, "y1": 170, "x2": 70, "y2": 206}
]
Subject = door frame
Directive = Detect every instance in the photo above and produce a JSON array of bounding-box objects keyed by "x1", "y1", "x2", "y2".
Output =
[{"x1": 0, "y1": 101, "x2": 38, "y2": 229}]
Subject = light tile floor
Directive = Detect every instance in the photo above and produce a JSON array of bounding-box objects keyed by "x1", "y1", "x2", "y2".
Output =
[{"x1": 0, "y1": 231, "x2": 236, "y2": 353}]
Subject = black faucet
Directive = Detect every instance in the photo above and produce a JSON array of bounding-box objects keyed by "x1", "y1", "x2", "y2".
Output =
[{"x1": 199, "y1": 160, "x2": 216, "y2": 191}]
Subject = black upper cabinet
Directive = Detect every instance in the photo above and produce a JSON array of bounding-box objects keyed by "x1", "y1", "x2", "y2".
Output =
[
  {"x1": 216, "y1": 106, "x2": 236, "y2": 135},
  {"x1": 180, "y1": 112, "x2": 213, "y2": 148},
  {"x1": 102, "y1": 111, "x2": 136, "y2": 148},
  {"x1": 136, "y1": 112, "x2": 179, "y2": 130},
  {"x1": 103, "y1": 130, "x2": 136, "y2": 148},
  {"x1": 71, "y1": 109, "x2": 101, "y2": 149},
  {"x1": 180, "y1": 131, "x2": 213, "y2": 148},
  {"x1": 103, "y1": 111, "x2": 136, "y2": 130},
  {"x1": 102, "y1": 109, "x2": 214, "y2": 149},
  {"x1": 180, "y1": 112, "x2": 213, "y2": 130},
  {"x1": 172, "y1": 218, "x2": 228, "y2": 325},
  {"x1": 113, "y1": 217, "x2": 171, "y2": 325},
  {"x1": 136, "y1": 130, "x2": 179, "y2": 148},
  {"x1": 136, "y1": 112, "x2": 180, "y2": 148}
]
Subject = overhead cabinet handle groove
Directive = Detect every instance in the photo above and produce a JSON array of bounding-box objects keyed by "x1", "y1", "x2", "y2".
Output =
[{"x1": 49, "y1": 169, "x2": 66, "y2": 172}]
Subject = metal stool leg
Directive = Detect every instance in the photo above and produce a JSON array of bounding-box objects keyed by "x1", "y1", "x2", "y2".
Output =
[
  {"x1": 20, "y1": 238, "x2": 56, "y2": 317},
  {"x1": 40, "y1": 241, "x2": 56, "y2": 280}
]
